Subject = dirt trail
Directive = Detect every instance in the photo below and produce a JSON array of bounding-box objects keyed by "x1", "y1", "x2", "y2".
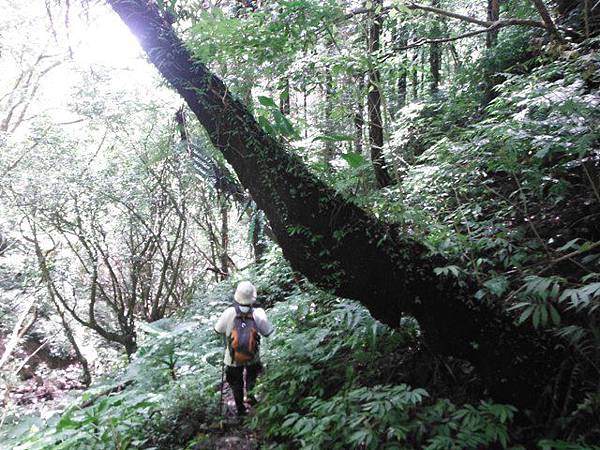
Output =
[{"x1": 192, "y1": 383, "x2": 260, "y2": 449}]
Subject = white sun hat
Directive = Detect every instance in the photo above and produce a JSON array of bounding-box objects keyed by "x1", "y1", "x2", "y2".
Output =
[{"x1": 234, "y1": 281, "x2": 257, "y2": 305}]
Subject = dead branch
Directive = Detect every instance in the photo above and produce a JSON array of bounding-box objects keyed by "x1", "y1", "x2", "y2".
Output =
[
  {"x1": 0, "y1": 295, "x2": 38, "y2": 370},
  {"x1": 79, "y1": 379, "x2": 135, "y2": 408}
]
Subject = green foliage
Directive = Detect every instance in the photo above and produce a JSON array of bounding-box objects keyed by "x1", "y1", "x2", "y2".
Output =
[
  {"x1": 249, "y1": 292, "x2": 516, "y2": 449},
  {"x1": 384, "y1": 39, "x2": 600, "y2": 320},
  {"x1": 272, "y1": 389, "x2": 517, "y2": 450},
  {"x1": 13, "y1": 385, "x2": 160, "y2": 450},
  {"x1": 538, "y1": 440, "x2": 600, "y2": 450},
  {"x1": 4, "y1": 2, "x2": 600, "y2": 449},
  {"x1": 8, "y1": 253, "x2": 598, "y2": 449},
  {"x1": 9, "y1": 292, "x2": 228, "y2": 450},
  {"x1": 186, "y1": 1, "x2": 341, "y2": 75},
  {"x1": 249, "y1": 246, "x2": 299, "y2": 305},
  {"x1": 373, "y1": 38, "x2": 600, "y2": 445},
  {"x1": 257, "y1": 98, "x2": 298, "y2": 138}
]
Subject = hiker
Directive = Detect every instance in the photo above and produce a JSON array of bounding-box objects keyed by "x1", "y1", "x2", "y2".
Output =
[{"x1": 214, "y1": 281, "x2": 274, "y2": 416}]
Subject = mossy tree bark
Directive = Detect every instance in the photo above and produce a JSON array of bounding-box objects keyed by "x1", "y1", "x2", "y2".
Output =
[{"x1": 108, "y1": 0, "x2": 568, "y2": 411}]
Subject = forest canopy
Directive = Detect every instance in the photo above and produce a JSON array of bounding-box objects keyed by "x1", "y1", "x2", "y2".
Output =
[{"x1": 1, "y1": 0, "x2": 599, "y2": 449}]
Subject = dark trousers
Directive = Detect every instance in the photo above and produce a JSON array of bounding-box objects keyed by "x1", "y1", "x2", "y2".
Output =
[{"x1": 225, "y1": 363, "x2": 262, "y2": 414}]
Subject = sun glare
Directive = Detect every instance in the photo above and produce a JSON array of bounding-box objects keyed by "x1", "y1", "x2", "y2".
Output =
[
  {"x1": 18, "y1": 1, "x2": 167, "y2": 134},
  {"x1": 78, "y1": 7, "x2": 145, "y2": 70}
]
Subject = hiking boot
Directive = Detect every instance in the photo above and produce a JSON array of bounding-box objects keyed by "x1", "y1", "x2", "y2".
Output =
[{"x1": 246, "y1": 394, "x2": 258, "y2": 406}]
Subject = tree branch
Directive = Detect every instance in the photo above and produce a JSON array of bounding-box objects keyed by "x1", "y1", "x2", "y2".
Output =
[
  {"x1": 343, "y1": 2, "x2": 545, "y2": 30},
  {"x1": 378, "y1": 18, "x2": 540, "y2": 61},
  {"x1": 0, "y1": 294, "x2": 37, "y2": 370},
  {"x1": 529, "y1": 0, "x2": 563, "y2": 40}
]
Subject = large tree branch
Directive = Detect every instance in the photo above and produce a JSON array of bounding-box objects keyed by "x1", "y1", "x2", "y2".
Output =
[
  {"x1": 342, "y1": 2, "x2": 552, "y2": 61},
  {"x1": 381, "y1": 19, "x2": 535, "y2": 56},
  {"x1": 406, "y1": 2, "x2": 544, "y2": 29},
  {"x1": 344, "y1": 3, "x2": 545, "y2": 29}
]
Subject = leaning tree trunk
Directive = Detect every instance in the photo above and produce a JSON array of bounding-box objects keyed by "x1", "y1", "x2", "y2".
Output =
[
  {"x1": 530, "y1": 0, "x2": 563, "y2": 41},
  {"x1": 108, "y1": 0, "x2": 568, "y2": 411}
]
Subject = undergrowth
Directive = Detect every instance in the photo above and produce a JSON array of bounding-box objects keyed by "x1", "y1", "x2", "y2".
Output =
[
  {"x1": 4, "y1": 287, "x2": 231, "y2": 450},
  {"x1": 4, "y1": 38, "x2": 600, "y2": 450},
  {"x1": 249, "y1": 287, "x2": 518, "y2": 450},
  {"x1": 5, "y1": 248, "x2": 600, "y2": 449}
]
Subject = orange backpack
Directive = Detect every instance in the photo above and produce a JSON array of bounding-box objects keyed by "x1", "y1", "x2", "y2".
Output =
[{"x1": 228, "y1": 303, "x2": 259, "y2": 364}]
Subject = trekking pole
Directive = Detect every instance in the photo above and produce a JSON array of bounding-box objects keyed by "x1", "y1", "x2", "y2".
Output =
[{"x1": 219, "y1": 336, "x2": 226, "y2": 417}]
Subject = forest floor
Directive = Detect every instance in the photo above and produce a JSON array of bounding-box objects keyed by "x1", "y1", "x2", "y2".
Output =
[
  {"x1": 2, "y1": 363, "x2": 84, "y2": 428},
  {"x1": 191, "y1": 383, "x2": 260, "y2": 450},
  {"x1": 2, "y1": 365, "x2": 261, "y2": 450}
]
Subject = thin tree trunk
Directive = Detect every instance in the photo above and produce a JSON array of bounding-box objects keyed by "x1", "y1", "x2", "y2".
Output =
[
  {"x1": 57, "y1": 310, "x2": 92, "y2": 386},
  {"x1": 368, "y1": 0, "x2": 393, "y2": 188},
  {"x1": 411, "y1": 50, "x2": 419, "y2": 100},
  {"x1": 583, "y1": 0, "x2": 590, "y2": 38},
  {"x1": 251, "y1": 210, "x2": 266, "y2": 262},
  {"x1": 393, "y1": 27, "x2": 408, "y2": 114},
  {"x1": 323, "y1": 72, "x2": 335, "y2": 161},
  {"x1": 219, "y1": 199, "x2": 230, "y2": 279},
  {"x1": 303, "y1": 79, "x2": 308, "y2": 139},
  {"x1": 354, "y1": 75, "x2": 364, "y2": 155},
  {"x1": 280, "y1": 77, "x2": 290, "y2": 115},
  {"x1": 486, "y1": 0, "x2": 500, "y2": 48},
  {"x1": 529, "y1": 0, "x2": 563, "y2": 41},
  {"x1": 484, "y1": 0, "x2": 501, "y2": 105},
  {"x1": 429, "y1": 47, "x2": 440, "y2": 93},
  {"x1": 397, "y1": 50, "x2": 408, "y2": 111},
  {"x1": 0, "y1": 296, "x2": 36, "y2": 370},
  {"x1": 420, "y1": 50, "x2": 426, "y2": 93},
  {"x1": 429, "y1": 0, "x2": 442, "y2": 95},
  {"x1": 448, "y1": 44, "x2": 462, "y2": 71}
]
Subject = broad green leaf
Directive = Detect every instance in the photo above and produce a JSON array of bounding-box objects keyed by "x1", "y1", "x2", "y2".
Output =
[
  {"x1": 257, "y1": 96, "x2": 277, "y2": 108},
  {"x1": 341, "y1": 152, "x2": 367, "y2": 168},
  {"x1": 483, "y1": 276, "x2": 509, "y2": 297}
]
